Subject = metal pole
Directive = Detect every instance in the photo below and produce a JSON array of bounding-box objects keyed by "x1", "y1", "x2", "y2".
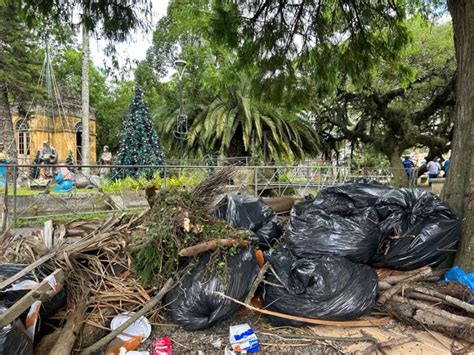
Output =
[
  {"x1": 12, "y1": 165, "x2": 17, "y2": 226},
  {"x1": 254, "y1": 166, "x2": 258, "y2": 196},
  {"x1": 2, "y1": 168, "x2": 9, "y2": 232},
  {"x1": 163, "y1": 165, "x2": 167, "y2": 191}
]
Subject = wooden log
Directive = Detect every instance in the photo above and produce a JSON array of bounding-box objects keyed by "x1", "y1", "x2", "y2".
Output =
[
  {"x1": 178, "y1": 239, "x2": 248, "y2": 257},
  {"x1": 49, "y1": 299, "x2": 88, "y2": 355},
  {"x1": 378, "y1": 267, "x2": 432, "y2": 305},
  {"x1": 0, "y1": 252, "x2": 55, "y2": 290},
  {"x1": 378, "y1": 281, "x2": 392, "y2": 291},
  {"x1": 79, "y1": 278, "x2": 174, "y2": 355},
  {"x1": 406, "y1": 291, "x2": 442, "y2": 304},
  {"x1": 0, "y1": 269, "x2": 64, "y2": 328},
  {"x1": 214, "y1": 292, "x2": 390, "y2": 327},
  {"x1": 263, "y1": 196, "x2": 295, "y2": 213}
]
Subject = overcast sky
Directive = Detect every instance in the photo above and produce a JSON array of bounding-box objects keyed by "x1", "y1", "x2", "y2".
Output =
[{"x1": 89, "y1": 0, "x2": 169, "y2": 73}]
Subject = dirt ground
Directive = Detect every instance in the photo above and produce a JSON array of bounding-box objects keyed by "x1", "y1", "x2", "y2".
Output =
[{"x1": 138, "y1": 310, "x2": 471, "y2": 354}]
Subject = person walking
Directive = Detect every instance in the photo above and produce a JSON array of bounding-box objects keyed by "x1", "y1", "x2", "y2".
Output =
[
  {"x1": 427, "y1": 157, "x2": 440, "y2": 186},
  {"x1": 402, "y1": 156, "x2": 415, "y2": 177}
]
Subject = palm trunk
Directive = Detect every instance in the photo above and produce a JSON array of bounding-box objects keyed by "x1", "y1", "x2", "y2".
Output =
[
  {"x1": 0, "y1": 81, "x2": 17, "y2": 161},
  {"x1": 444, "y1": 0, "x2": 474, "y2": 272},
  {"x1": 81, "y1": 8, "x2": 90, "y2": 174}
]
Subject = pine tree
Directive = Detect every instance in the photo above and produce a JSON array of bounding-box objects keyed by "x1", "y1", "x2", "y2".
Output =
[{"x1": 117, "y1": 87, "x2": 164, "y2": 178}]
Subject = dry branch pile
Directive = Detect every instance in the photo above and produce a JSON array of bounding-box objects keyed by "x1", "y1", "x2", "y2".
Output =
[
  {"x1": 0, "y1": 168, "x2": 255, "y2": 350},
  {"x1": 376, "y1": 266, "x2": 474, "y2": 343}
]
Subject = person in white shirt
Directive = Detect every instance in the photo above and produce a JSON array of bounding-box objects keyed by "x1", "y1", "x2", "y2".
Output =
[{"x1": 427, "y1": 157, "x2": 440, "y2": 186}]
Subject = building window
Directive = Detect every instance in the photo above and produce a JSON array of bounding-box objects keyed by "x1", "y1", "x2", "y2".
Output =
[{"x1": 16, "y1": 120, "x2": 30, "y2": 156}]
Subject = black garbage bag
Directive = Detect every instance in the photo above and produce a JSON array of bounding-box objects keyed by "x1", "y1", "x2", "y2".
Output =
[
  {"x1": 262, "y1": 247, "x2": 377, "y2": 326},
  {"x1": 214, "y1": 195, "x2": 282, "y2": 247},
  {"x1": 165, "y1": 248, "x2": 260, "y2": 330},
  {"x1": 285, "y1": 199, "x2": 381, "y2": 263},
  {"x1": 371, "y1": 189, "x2": 461, "y2": 270},
  {"x1": 0, "y1": 307, "x2": 33, "y2": 355},
  {"x1": 0, "y1": 264, "x2": 67, "y2": 321},
  {"x1": 315, "y1": 179, "x2": 393, "y2": 211}
]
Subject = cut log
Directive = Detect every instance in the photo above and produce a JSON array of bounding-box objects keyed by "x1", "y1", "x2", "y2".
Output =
[
  {"x1": 178, "y1": 239, "x2": 248, "y2": 257},
  {"x1": 49, "y1": 299, "x2": 88, "y2": 355},
  {"x1": 264, "y1": 196, "x2": 295, "y2": 213}
]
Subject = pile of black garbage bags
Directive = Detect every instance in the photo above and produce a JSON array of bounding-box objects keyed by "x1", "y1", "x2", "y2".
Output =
[{"x1": 166, "y1": 180, "x2": 461, "y2": 329}]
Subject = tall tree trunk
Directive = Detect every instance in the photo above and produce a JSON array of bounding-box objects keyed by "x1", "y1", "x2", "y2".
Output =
[
  {"x1": 0, "y1": 81, "x2": 17, "y2": 161},
  {"x1": 387, "y1": 147, "x2": 407, "y2": 188},
  {"x1": 444, "y1": 0, "x2": 474, "y2": 272},
  {"x1": 81, "y1": 8, "x2": 90, "y2": 174}
]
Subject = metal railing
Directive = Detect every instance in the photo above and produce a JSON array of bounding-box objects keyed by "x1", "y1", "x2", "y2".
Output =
[{"x1": 0, "y1": 162, "x2": 410, "y2": 229}]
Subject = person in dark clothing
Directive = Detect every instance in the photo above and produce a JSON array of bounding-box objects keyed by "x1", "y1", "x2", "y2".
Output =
[{"x1": 402, "y1": 156, "x2": 415, "y2": 177}]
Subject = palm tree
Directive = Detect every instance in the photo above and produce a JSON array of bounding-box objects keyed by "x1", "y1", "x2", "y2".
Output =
[{"x1": 157, "y1": 75, "x2": 320, "y2": 161}]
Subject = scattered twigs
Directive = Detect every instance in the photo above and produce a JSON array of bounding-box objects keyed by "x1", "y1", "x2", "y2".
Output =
[
  {"x1": 259, "y1": 331, "x2": 378, "y2": 344},
  {"x1": 178, "y1": 238, "x2": 248, "y2": 257},
  {"x1": 214, "y1": 292, "x2": 389, "y2": 327},
  {"x1": 245, "y1": 263, "x2": 270, "y2": 304},
  {"x1": 80, "y1": 278, "x2": 174, "y2": 355},
  {"x1": 378, "y1": 266, "x2": 432, "y2": 305},
  {"x1": 360, "y1": 335, "x2": 415, "y2": 355}
]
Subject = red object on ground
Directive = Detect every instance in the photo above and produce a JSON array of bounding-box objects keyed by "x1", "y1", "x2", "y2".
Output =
[{"x1": 153, "y1": 336, "x2": 172, "y2": 355}]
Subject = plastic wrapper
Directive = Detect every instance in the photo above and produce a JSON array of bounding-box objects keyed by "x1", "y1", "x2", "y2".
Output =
[
  {"x1": 0, "y1": 307, "x2": 33, "y2": 355},
  {"x1": 371, "y1": 189, "x2": 461, "y2": 270},
  {"x1": 165, "y1": 248, "x2": 260, "y2": 330},
  {"x1": 285, "y1": 200, "x2": 381, "y2": 264},
  {"x1": 445, "y1": 267, "x2": 474, "y2": 294},
  {"x1": 214, "y1": 195, "x2": 282, "y2": 247},
  {"x1": 262, "y1": 247, "x2": 378, "y2": 326}
]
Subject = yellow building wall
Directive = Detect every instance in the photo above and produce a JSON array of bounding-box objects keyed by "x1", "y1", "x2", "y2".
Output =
[{"x1": 13, "y1": 113, "x2": 97, "y2": 164}]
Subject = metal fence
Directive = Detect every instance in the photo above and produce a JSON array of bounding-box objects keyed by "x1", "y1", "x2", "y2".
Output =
[{"x1": 0, "y1": 162, "x2": 409, "y2": 229}]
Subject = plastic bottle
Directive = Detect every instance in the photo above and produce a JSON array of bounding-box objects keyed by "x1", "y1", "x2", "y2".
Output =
[{"x1": 105, "y1": 336, "x2": 143, "y2": 355}]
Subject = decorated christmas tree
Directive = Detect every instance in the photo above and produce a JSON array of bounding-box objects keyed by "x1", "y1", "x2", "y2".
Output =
[{"x1": 116, "y1": 87, "x2": 165, "y2": 178}]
